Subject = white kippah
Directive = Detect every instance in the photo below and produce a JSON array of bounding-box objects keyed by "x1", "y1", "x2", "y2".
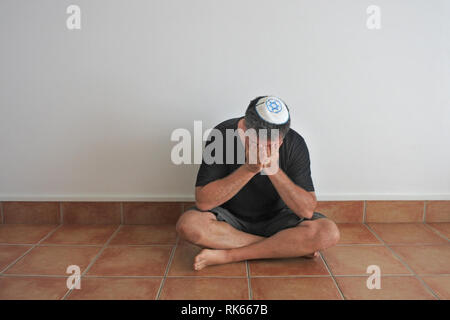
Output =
[{"x1": 254, "y1": 96, "x2": 289, "y2": 125}]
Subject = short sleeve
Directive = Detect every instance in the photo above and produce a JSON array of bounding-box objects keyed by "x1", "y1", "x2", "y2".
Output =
[
  {"x1": 285, "y1": 136, "x2": 315, "y2": 192},
  {"x1": 195, "y1": 132, "x2": 228, "y2": 187}
]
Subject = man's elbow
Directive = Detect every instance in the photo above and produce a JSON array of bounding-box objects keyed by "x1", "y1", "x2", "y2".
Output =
[
  {"x1": 299, "y1": 198, "x2": 317, "y2": 219},
  {"x1": 195, "y1": 194, "x2": 216, "y2": 211},
  {"x1": 301, "y1": 209, "x2": 314, "y2": 219},
  {"x1": 305, "y1": 210, "x2": 314, "y2": 219},
  {"x1": 195, "y1": 187, "x2": 212, "y2": 211},
  {"x1": 195, "y1": 200, "x2": 214, "y2": 211}
]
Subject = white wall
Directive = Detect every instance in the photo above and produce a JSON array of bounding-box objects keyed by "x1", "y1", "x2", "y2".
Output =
[{"x1": 0, "y1": 0, "x2": 449, "y2": 201}]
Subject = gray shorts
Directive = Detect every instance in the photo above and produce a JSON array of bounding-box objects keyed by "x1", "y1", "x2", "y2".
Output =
[{"x1": 188, "y1": 206, "x2": 326, "y2": 237}]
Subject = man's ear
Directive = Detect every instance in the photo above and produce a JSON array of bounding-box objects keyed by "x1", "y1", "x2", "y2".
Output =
[{"x1": 240, "y1": 118, "x2": 247, "y2": 131}]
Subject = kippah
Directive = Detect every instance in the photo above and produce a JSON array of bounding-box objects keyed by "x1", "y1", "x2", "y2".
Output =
[{"x1": 254, "y1": 96, "x2": 290, "y2": 124}]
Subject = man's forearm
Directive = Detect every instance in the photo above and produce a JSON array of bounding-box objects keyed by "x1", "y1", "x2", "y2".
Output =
[
  {"x1": 195, "y1": 166, "x2": 256, "y2": 211},
  {"x1": 267, "y1": 168, "x2": 316, "y2": 219}
]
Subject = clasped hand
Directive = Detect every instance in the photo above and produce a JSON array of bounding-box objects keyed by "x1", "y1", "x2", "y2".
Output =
[{"x1": 243, "y1": 138, "x2": 280, "y2": 175}]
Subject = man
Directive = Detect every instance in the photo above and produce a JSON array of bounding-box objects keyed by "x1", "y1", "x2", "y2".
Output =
[{"x1": 176, "y1": 96, "x2": 340, "y2": 271}]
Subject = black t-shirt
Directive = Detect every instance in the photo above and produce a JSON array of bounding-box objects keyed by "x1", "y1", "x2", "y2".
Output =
[{"x1": 195, "y1": 117, "x2": 315, "y2": 222}]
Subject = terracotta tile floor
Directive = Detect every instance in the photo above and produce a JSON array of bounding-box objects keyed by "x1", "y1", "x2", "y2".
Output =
[{"x1": 0, "y1": 222, "x2": 448, "y2": 300}]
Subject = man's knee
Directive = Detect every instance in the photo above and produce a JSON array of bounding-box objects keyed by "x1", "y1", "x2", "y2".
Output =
[
  {"x1": 316, "y1": 219, "x2": 340, "y2": 248},
  {"x1": 300, "y1": 219, "x2": 340, "y2": 249},
  {"x1": 175, "y1": 209, "x2": 216, "y2": 244}
]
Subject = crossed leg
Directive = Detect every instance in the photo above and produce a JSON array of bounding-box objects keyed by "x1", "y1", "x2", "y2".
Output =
[
  {"x1": 176, "y1": 209, "x2": 340, "y2": 270},
  {"x1": 176, "y1": 209, "x2": 266, "y2": 250}
]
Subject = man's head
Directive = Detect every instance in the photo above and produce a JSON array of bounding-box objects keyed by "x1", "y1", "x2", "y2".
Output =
[{"x1": 243, "y1": 95, "x2": 291, "y2": 149}]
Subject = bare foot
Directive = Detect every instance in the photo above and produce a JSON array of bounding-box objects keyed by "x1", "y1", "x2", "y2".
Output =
[
  {"x1": 193, "y1": 248, "x2": 231, "y2": 270},
  {"x1": 303, "y1": 251, "x2": 319, "y2": 259}
]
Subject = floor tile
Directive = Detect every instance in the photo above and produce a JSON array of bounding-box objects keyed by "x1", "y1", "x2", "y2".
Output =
[
  {"x1": 42, "y1": 225, "x2": 118, "y2": 245},
  {"x1": 321, "y1": 246, "x2": 410, "y2": 275},
  {"x1": 251, "y1": 277, "x2": 342, "y2": 300},
  {"x1": 337, "y1": 223, "x2": 381, "y2": 244},
  {"x1": 3, "y1": 202, "x2": 60, "y2": 224},
  {"x1": 366, "y1": 201, "x2": 424, "y2": 223},
  {"x1": 421, "y1": 276, "x2": 450, "y2": 300},
  {"x1": 390, "y1": 245, "x2": 450, "y2": 275},
  {"x1": 248, "y1": 256, "x2": 329, "y2": 276},
  {"x1": 0, "y1": 245, "x2": 32, "y2": 271},
  {"x1": 123, "y1": 202, "x2": 182, "y2": 225},
  {"x1": 167, "y1": 242, "x2": 247, "y2": 277},
  {"x1": 160, "y1": 277, "x2": 249, "y2": 300},
  {"x1": 62, "y1": 202, "x2": 121, "y2": 224},
  {"x1": 4, "y1": 245, "x2": 101, "y2": 275},
  {"x1": 0, "y1": 276, "x2": 68, "y2": 300},
  {"x1": 87, "y1": 246, "x2": 172, "y2": 276},
  {"x1": 367, "y1": 223, "x2": 447, "y2": 244},
  {"x1": 426, "y1": 201, "x2": 450, "y2": 222},
  {"x1": 315, "y1": 201, "x2": 363, "y2": 223},
  {"x1": 427, "y1": 223, "x2": 450, "y2": 239},
  {"x1": 0, "y1": 224, "x2": 58, "y2": 244},
  {"x1": 335, "y1": 276, "x2": 436, "y2": 300},
  {"x1": 67, "y1": 277, "x2": 162, "y2": 300},
  {"x1": 109, "y1": 225, "x2": 176, "y2": 245}
]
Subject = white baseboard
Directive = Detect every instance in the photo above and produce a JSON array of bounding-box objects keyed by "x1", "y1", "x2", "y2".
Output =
[
  {"x1": 315, "y1": 193, "x2": 450, "y2": 201},
  {"x1": 0, "y1": 193, "x2": 449, "y2": 201},
  {"x1": 0, "y1": 194, "x2": 196, "y2": 202}
]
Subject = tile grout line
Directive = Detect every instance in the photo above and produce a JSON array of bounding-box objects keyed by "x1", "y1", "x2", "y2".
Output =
[
  {"x1": 105, "y1": 243, "x2": 178, "y2": 247},
  {"x1": 34, "y1": 244, "x2": 103, "y2": 247},
  {"x1": 246, "y1": 260, "x2": 253, "y2": 300},
  {"x1": 61, "y1": 224, "x2": 123, "y2": 300},
  {"x1": 120, "y1": 202, "x2": 124, "y2": 225},
  {"x1": 29, "y1": 243, "x2": 175, "y2": 248},
  {"x1": 363, "y1": 223, "x2": 441, "y2": 300},
  {"x1": 155, "y1": 234, "x2": 178, "y2": 300},
  {"x1": 336, "y1": 239, "x2": 449, "y2": 247},
  {"x1": 88, "y1": 275, "x2": 247, "y2": 278},
  {"x1": 346, "y1": 242, "x2": 449, "y2": 247},
  {"x1": 154, "y1": 204, "x2": 185, "y2": 300},
  {"x1": 60, "y1": 202, "x2": 64, "y2": 224},
  {"x1": 332, "y1": 273, "x2": 434, "y2": 277},
  {"x1": 0, "y1": 224, "x2": 63, "y2": 275},
  {"x1": 336, "y1": 243, "x2": 385, "y2": 247},
  {"x1": 1, "y1": 274, "x2": 72, "y2": 278},
  {"x1": 363, "y1": 223, "x2": 415, "y2": 274},
  {"x1": 362, "y1": 221, "x2": 385, "y2": 243},
  {"x1": 0, "y1": 243, "x2": 33, "y2": 246},
  {"x1": 0, "y1": 243, "x2": 182, "y2": 248},
  {"x1": 0, "y1": 201, "x2": 4, "y2": 224},
  {"x1": 422, "y1": 201, "x2": 427, "y2": 223},
  {"x1": 363, "y1": 200, "x2": 367, "y2": 223},
  {"x1": 319, "y1": 252, "x2": 345, "y2": 300},
  {"x1": 422, "y1": 223, "x2": 450, "y2": 242}
]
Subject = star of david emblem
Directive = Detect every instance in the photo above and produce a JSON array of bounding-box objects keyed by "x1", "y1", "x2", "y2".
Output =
[{"x1": 265, "y1": 98, "x2": 282, "y2": 113}]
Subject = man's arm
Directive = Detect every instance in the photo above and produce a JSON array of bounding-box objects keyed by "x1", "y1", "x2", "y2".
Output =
[
  {"x1": 195, "y1": 165, "x2": 257, "y2": 211},
  {"x1": 267, "y1": 169, "x2": 317, "y2": 219},
  {"x1": 195, "y1": 136, "x2": 264, "y2": 211}
]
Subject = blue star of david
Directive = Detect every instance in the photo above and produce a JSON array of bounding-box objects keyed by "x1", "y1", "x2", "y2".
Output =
[{"x1": 265, "y1": 99, "x2": 282, "y2": 113}]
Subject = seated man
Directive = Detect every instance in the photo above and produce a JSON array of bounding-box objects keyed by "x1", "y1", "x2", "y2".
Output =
[{"x1": 176, "y1": 96, "x2": 340, "y2": 271}]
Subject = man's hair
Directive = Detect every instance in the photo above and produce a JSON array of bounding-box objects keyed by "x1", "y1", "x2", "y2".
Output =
[{"x1": 244, "y1": 95, "x2": 291, "y2": 139}]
